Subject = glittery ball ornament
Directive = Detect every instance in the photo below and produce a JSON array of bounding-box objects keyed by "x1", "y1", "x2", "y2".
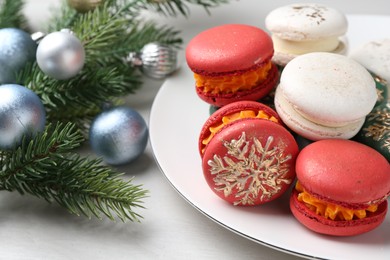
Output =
[
  {"x1": 0, "y1": 84, "x2": 46, "y2": 150},
  {"x1": 127, "y1": 42, "x2": 177, "y2": 79},
  {"x1": 36, "y1": 30, "x2": 85, "y2": 80},
  {"x1": 67, "y1": 0, "x2": 103, "y2": 13},
  {"x1": 89, "y1": 106, "x2": 148, "y2": 165},
  {"x1": 0, "y1": 28, "x2": 37, "y2": 83}
]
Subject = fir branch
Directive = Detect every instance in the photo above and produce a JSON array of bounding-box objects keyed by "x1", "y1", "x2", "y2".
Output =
[
  {"x1": 123, "y1": 21, "x2": 182, "y2": 51},
  {"x1": 20, "y1": 1, "x2": 182, "y2": 131},
  {"x1": 0, "y1": 123, "x2": 148, "y2": 222},
  {"x1": 143, "y1": 0, "x2": 230, "y2": 16},
  {"x1": 0, "y1": 0, "x2": 26, "y2": 29},
  {"x1": 20, "y1": 62, "x2": 141, "y2": 132}
]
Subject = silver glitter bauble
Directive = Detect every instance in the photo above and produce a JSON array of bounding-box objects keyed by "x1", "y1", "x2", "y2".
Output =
[
  {"x1": 36, "y1": 30, "x2": 85, "y2": 80},
  {"x1": 128, "y1": 42, "x2": 177, "y2": 79},
  {"x1": 0, "y1": 28, "x2": 37, "y2": 83},
  {"x1": 67, "y1": 0, "x2": 103, "y2": 13},
  {"x1": 0, "y1": 84, "x2": 46, "y2": 150},
  {"x1": 89, "y1": 106, "x2": 148, "y2": 165}
]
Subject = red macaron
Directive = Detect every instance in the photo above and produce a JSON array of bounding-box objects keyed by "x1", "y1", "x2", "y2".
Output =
[
  {"x1": 186, "y1": 24, "x2": 279, "y2": 107},
  {"x1": 199, "y1": 101, "x2": 299, "y2": 206},
  {"x1": 290, "y1": 139, "x2": 390, "y2": 236}
]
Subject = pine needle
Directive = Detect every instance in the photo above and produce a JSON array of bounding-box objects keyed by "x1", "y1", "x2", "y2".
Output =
[
  {"x1": 0, "y1": 123, "x2": 148, "y2": 222},
  {"x1": 0, "y1": 0, "x2": 229, "y2": 222}
]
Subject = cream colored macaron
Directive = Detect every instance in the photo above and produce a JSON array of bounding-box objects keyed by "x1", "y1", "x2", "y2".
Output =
[
  {"x1": 265, "y1": 3, "x2": 348, "y2": 66},
  {"x1": 274, "y1": 52, "x2": 377, "y2": 141},
  {"x1": 349, "y1": 38, "x2": 390, "y2": 84}
]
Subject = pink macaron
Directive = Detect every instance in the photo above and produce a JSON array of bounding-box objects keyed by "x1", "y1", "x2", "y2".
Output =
[
  {"x1": 290, "y1": 139, "x2": 390, "y2": 236},
  {"x1": 186, "y1": 24, "x2": 279, "y2": 107},
  {"x1": 199, "y1": 101, "x2": 299, "y2": 206}
]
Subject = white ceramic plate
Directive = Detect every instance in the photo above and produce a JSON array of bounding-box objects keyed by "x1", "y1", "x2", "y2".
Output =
[{"x1": 149, "y1": 15, "x2": 390, "y2": 260}]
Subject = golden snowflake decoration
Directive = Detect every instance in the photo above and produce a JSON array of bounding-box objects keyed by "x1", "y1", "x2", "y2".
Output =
[
  {"x1": 207, "y1": 132, "x2": 293, "y2": 206},
  {"x1": 363, "y1": 105, "x2": 390, "y2": 152}
]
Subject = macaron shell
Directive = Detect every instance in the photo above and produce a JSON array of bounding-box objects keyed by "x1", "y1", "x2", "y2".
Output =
[
  {"x1": 186, "y1": 24, "x2": 274, "y2": 74},
  {"x1": 196, "y1": 63, "x2": 279, "y2": 107},
  {"x1": 290, "y1": 189, "x2": 388, "y2": 236},
  {"x1": 274, "y1": 85, "x2": 365, "y2": 141},
  {"x1": 202, "y1": 119, "x2": 299, "y2": 206},
  {"x1": 349, "y1": 38, "x2": 390, "y2": 83},
  {"x1": 199, "y1": 100, "x2": 282, "y2": 157},
  {"x1": 265, "y1": 3, "x2": 348, "y2": 40},
  {"x1": 278, "y1": 52, "x2": 377, "y2": 126},
  {"x1": 296, "y1": 139, "x2": 390, "y2": 206}
]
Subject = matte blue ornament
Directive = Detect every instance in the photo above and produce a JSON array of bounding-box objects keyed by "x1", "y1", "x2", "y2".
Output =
[
  {"x1": 0, "y1": 61, "x2": 16, "y2": 84},
  {"x1": 89, "y1": 106, "x2": 148, "y2": 165},
  {"x1": 0, "y1": 28, "x2": 37, "y2": 79},
  {"x1": 0, "y1": 84, "x2": 46, "y2": 149}
]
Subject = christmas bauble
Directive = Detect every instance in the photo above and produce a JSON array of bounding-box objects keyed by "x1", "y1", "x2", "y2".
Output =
[
  {"x1": 67, "y1": 0, "x2": 103, "y2": 13},
  {"x1": 128, "y1": 42, "x2": 177, "y2": 79},
  {"x1": 0, "y1": 61, "x2": 16, "y2": 84},
  {"x1": 0, "y1": 28, "x2": 37, "y2": 81},
  {"x1": 89, "y1": 106, "x2": 148, "y2": 165},
  {"x1": 0, "y1": 84, "x2": 46, "y2": 150},
  {"x1": 36, "y1": 30, "x2": 85, "y2": 80}
]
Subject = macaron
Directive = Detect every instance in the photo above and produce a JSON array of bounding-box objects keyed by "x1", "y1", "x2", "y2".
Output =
[
  {"x1": 274, "y1": 52, "x2": 377, "y2": 141},
  {"x1": 265, "y1": 3, "x2": 348, "y2": 66},
  {"x1": 199, "y1": 101, "x2": 299, "y2": 206},
  {"x1": 290, "y1": 139, "x2": 390, "y2": 236},
  {"x1": 349, "y1": 38, "x2": 390, "y2": 83},
  {"x1": 186, "y1": 24, "x2": 279, "y2": 107}
]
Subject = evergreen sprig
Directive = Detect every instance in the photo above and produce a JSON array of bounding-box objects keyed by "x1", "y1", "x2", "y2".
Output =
[
  {"x1": 0, "y1": 0, "x2": 26, "y2": 29},
  {"x1": 144, "y1": 0, "x2": 229, "y2": 16},
  {"x1": 0, "y1": 122, "x2": 147, "y2": 222},
  {"x1": 22, "y1": 0, "x2": 184, "y2": 130},
  {"x1": 0, "y1": 0, "x2": 229, "y2": 222}
]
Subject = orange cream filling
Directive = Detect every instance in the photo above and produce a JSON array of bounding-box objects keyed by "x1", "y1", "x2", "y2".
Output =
[
  {"x1": 194, "y1": 61, "x2": 272, "y2": 94},
  {"x1": 295, "y1": 181, "x2": 378, "y2": 221},
  {"x1": 201, "y1": 110, "x2": 278, "y2": 154}
]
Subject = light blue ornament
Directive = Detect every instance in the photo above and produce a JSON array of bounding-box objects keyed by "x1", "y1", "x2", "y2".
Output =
[
  {"x1": 0, "y1": 28, "x2": 37, "y2": 75},
  {"x1": 0, "y1": 61, "x2": 16, "y2": 84},
  {"x1": 89, "y1": 106, "x2": 148, "y2": 165},
  {"x1": 0, "y1": 84, "x2": 46, "y2": 150}
]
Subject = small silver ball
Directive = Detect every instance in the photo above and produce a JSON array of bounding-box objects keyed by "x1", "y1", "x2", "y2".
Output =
[
  {"x1": 0, "y1": 84, "x2": 46, "y2": 149},
  {"x1": 0, "y1": 28, "x2": 37, "y2": 73},
  {"x1": 36, "y1": 31, "x2": 85, "y2": 80},
  {"x1": 89, "y1": 106, "x2": 148, "y2": 165},
  {"x1": 133, "y1": 42, "x2": 178, "y2": 79}
]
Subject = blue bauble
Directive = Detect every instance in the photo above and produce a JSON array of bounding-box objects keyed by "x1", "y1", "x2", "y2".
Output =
[
  {"x1": 89, "y1": 106, "x2": 148, "y2": 165},
  {"x1": 0, "y1": 28, "x2": 37, "y2": 75},
  {"x1": 0, "y1": 84, "x2": 46, "y2": 149},
  {"x1": 0, "y1": 61, "x2": 16, "y2": 83}
]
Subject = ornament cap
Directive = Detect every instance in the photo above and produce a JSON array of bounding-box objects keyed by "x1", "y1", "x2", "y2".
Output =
[
  {"x1": 31, "y1": 31, "x2": 46, "y2": 43},
  {"x1": 127, "y1": 52, "x2": 143, "y2": 67}
]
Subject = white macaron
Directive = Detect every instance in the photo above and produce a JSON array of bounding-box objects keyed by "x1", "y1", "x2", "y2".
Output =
[
  {"x1": 265, "y1": 3, "x2": 348, "y2": 66},
  {"x1": 274, "y1": 52, "x2": 377, "y2": 141},
  {"x1": 349, "y1": 38, "x2": 390, "y2": 84}
]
